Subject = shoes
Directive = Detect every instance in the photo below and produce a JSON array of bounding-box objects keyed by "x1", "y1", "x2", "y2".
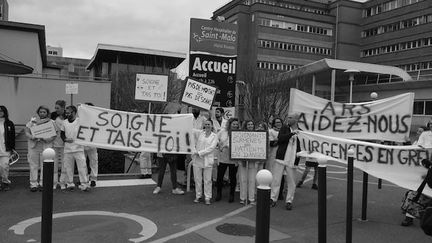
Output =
[
  {"x1": 67, "y1": 185, "x2": 75, "y2": 191},
  {"x1": 79, "y1": 184, "x2": 90, "y2": 191},
  {"x1": 270, "y1": 199, "x2": 276, "y2": 208},
  {"x1": 30, "y1": 187, "x2": 38, "y2": 192},
  {"x1": 296, "y1": 181, "x2": 303, "y2": 188},
  {"x1": 205, "y1": 199, "x2": 211, "y2": 205},
  {"x1": 228, "y1": 194, "x2": 234, "y2": 203},
  {"x1": 215, "y1": 192, "x2": 222, "y2": 201},
  {"x1": 60, "y1": 185, "x2": 67, "y2": 190},
  {"x1": 38, "y1": 186, "x2": 43, "y2": 192},
  {"x1": 193, "y1": 197, "x2": 201, "y2": 203},
  {"x1": 311, "y1": 184, "x2": 318, "y2": 190},
  {"x1": 139, "y1": 174, "x2": 152, "y2": 179},
  {"x1": 2, "y1": 183, "x2": 10, "y2": 191},
  {"x1": 401, "y1": 216, "x2": 414, "y2": 226},
  {"x1": 90, "y1": 181, "x2": 96, "y2": 187},
  {"x1": 285, "y1": 202, "x2": 293, "y2": 210},
  {"x1": 240, "y1": 200, "x2": 246, "y2": 205},
  {"x1": 172, "y1": 188, "x2": 185, "y2": 195},
  {"x1": 249, "y1": 200, "x2": 256, "y2": 205},
  {"x1": 153, "y1": 187, "x2": 161, "y2": 194}
]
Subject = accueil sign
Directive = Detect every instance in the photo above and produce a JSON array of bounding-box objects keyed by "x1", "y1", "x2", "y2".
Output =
[{"x1": 289, "y1": 88, "x2": 414, "y2": 142}]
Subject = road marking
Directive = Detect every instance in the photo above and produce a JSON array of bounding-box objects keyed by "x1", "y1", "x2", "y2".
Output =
[
  {"x1": 149, "y1": 205, "x2": 253, "y2": 243},
  {"x1": 9, "y1": 211, "x2": 158, "y2": 243},
  {"x1": 96, "y1": 179, "x2": 156, "y2": 187}
]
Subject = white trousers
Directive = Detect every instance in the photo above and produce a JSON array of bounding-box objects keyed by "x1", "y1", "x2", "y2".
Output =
[
  {"x1": 28, "y1": 148, "x2": 43, "y2": 187},
  {"x1": 85, "y1": 148, "x2": 98, "y2": 181},
  {"x1": 63, "y1": 151, "x2": 89, "y2": 187},
  {"x1": 53, "y1": 147, "x2": 65, "y2": 186},
  {"x1": 270, "y1": 162, "x2": 297, "y2": 203},
  {"x1": 239, "y1": 161, "x2": 258, "y2": 201},
  {"x1": 139, "y1": 152, "x2": 152, "y2": 175},
  {"x1": 0, "y1": 155, "x2": 11, "y2": 184},
  {"x1": 193, "y1": 166, "x2": 212, "y2": 200}
]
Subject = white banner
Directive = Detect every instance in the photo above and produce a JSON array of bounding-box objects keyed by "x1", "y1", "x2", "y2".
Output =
[
  {"x1": 289, "y1": 88, "x2": 414, "y2": 142},
  {"x1": 76, "y1": 105, "x2": 194, "y2": 153},
  {"x1": 298, "y1": 131, "x2": 432, "y2": 197},
  {"x1": 135, "y1": 74, "x2": 168, "y2": 102},
  {"x1": 181, "y1": 77, "x2": 217, "y2": 111},
  {"x1": 230, "y1": 131, "x2": 268, "y2": 160}
]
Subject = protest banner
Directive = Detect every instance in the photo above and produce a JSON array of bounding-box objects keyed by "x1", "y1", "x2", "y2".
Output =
[
  {"x1": 230, "y1": 131, "x2": 268, "y2": 160},
  {"x1": 289, "y1": 88, "x2": 414, "y2": 142},
  {"x1": 135, "y1": 74, "x2": 168, "y2": 102},
  {"x1": 30, "y1": 121, "x2": 56, "y2": 139},
  {"x1": 76, "y1": 105, "x2": 194, "y2": 154},
  {"x1": 181, "y1": 77, "x2": 217, "y2": 111},
  {"x1": 297, "y1": 130, "x2": 432, "y2": 197}
]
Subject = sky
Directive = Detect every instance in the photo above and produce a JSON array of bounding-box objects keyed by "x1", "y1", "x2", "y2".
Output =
[{"x1": 9, "y1": 0, "x2": 367, "y2": 76}]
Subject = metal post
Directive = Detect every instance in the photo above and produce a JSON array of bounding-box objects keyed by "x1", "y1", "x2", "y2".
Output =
[
  {"x1": 346, "y1": 149, "x2": 354, "y2": 243},
  {"x1": 148, "y1": 102, "x2": 152, "y2": 114},
  {"x1": 255, "y1": 170, "x2": 273, "y2": 243},
  {"x1": 318, "y1": 165, "x2": 327, "y2": 243},
  {"x1": 378, "y1": 178, "x2": 382, "y2": 189},
  {"x1": 361, "y1": 172, "x2": 368, "y2": 221},
  {"x1": 41, "y1": 148, "x2": 56, "y2": 243}
]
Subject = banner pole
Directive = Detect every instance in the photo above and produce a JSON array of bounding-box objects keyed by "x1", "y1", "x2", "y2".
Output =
[
  {"x1": 148, "y1": 102, "x2": 152, "y2": 113},
  {"x1": 346, "y1": 149, "x2": 354, "y2": 243}
]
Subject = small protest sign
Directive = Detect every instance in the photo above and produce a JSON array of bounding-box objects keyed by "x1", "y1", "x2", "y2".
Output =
[
  {"x1": 76, "y1": 105, "x2": 194, "y2": 154},
  {"x1": 230, "y1": 131, "x2": 268, "y2": 160},
  {"x1": 30, "y1": 121, "x2": 57, "y2": 139},
  {"x1": 66, "y1": 83, "x2": 78, "y2": 95},
  {"x1": 135, "y1": 74, "x2": 168, "y2": 102},
  {"x1": 181, "y1": 77, "x2": 217, "y2": 111}
]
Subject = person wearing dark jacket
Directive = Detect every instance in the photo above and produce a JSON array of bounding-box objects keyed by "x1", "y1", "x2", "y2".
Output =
[
  {"x1": 270, "y1": 113, "x2": 301, "y2": 210},
  {"x1": 0, "y1": 106, "x2": 15, "y2": 191}
]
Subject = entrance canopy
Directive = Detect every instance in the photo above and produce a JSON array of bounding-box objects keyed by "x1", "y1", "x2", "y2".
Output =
[
  {"x1": 0, "y1": 59, "x2": 33, "y2": 75},
  {"x1": 278, "y1": 58, "x2": 412, "y2": 82}
]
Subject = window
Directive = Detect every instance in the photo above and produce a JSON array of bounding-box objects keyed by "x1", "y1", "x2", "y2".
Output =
[{"x1": 414, "y1": 100, "x2": 432, "y2": 115}]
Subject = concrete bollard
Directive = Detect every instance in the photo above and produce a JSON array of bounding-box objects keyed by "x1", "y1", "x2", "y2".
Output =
[
  {"x1": 255, "y1": 169, "x2": 273, "y2": 243},
  {"x1": 41, "y1": 148, "x2": 55, "y2": 243}
]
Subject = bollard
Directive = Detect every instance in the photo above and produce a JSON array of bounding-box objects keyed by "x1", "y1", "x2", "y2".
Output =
[
  {"x1": 361, "y1": 172, "x2": 368, "y2": 221},
  {"x1": 255, "y1": 169, "x2": 273, "y2": 243},
  {"x1": 378, "y1": 178, "x2": 382, "y2": 189},
  {"x1": 318, "y1": 164, "x2": 327, "y2": 243},
  {"x1": 41, "y1": 148, "x2": 56, "y2": 243},
  {"x1": 346, "y1": 149, "x2": 354, "y2": 243}
]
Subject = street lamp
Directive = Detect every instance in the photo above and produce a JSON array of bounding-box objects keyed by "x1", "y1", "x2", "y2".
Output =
[{"x1": 344, "y1": 69, "x2": 360, "y2": 103}]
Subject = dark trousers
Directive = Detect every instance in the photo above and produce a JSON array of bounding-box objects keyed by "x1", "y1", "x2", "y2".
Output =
[
  {"x1": 216, "y1": 163, "x2": 238, "y2": 193},
  {"x1": 157, "y1": 156, "x2": 177, "y2": 189}
]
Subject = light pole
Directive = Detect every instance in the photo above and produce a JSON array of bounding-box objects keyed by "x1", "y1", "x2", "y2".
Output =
[{"x1": 344, "y1": 69, "x2": 360, "y2": 103}]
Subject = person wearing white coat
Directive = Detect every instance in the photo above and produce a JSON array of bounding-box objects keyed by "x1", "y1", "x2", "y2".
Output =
[{"x1": 192, "y1": 119, "x2": 218, "y2": 205}]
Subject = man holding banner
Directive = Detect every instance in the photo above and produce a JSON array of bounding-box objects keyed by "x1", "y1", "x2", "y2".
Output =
[{"x1": 270, "y1": 113, "x2": 301, "y2": 210}]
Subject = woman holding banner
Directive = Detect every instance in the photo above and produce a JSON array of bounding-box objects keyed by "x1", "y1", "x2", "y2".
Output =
[
  {"x1": 192, "y1": 119, "x2": 218, "y2": 205},
  {"x1": 0, "y1": 106, "x2": 15, "y2": 191},
  {"x1": 52, "y1": 100, "x2": 67, "y2": 189},
  {"x1": 215, "y1": 118, "x2": 240, "y2": 203},
  {"x1": 238, "y1": 120, "x2": 264, "y2": 205},
  {"x1": 25, "y1": 106, "x2": 57, "y2": 192}
]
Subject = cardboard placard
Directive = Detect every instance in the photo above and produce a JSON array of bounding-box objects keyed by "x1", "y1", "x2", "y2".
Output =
[
  {"x1": 181, "y1": 77, "x2": 217, "y2": 111},
  {"x1": 30, "y1": 121, "x2": 57, "y2": 139},
  {"x1": 230, "y1": 130, "x2": 268, "y2": 160},
  {"x1": 66, "y1": 83, "x2": 78, "y2": 94},
  {"x1": 135, "y1": 74, "x2": 168, "y2": 102}
]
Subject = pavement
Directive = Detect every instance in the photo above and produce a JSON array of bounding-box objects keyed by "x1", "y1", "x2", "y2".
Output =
[{"x1": 1, "y1": 161, "x2": 431, "y2": 243}]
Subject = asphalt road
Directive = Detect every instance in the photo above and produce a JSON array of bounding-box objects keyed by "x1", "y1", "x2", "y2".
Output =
[{"x1": 1, "y1": 162, "x2": 430, "y2": 243}]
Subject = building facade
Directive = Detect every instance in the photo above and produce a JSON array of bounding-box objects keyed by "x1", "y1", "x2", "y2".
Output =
[{"x1": 213, "y1": 0, "x2": 432, "y2": 127}]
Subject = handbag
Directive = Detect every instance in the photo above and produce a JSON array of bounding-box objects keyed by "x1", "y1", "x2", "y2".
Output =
[
  {"x1": 401, "y1": 167, "x2": 432, "y2": 218},
  {"x1": 8, "y1": 149, "x2": 19, "y2": 165}
]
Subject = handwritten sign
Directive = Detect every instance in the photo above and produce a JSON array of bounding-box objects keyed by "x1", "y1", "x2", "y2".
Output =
[
  {"x1": 30, "y1": 121, "x2": 57, "y2": 139},
  {"x1": 181, "y1": 77, "x2": 217, "y2": 111},
  {"x1": 66, "y1": 83, "x2": 78, "y2": 95},
  {"x1": 76, "y1": 105, "x2": 194, "y2": 153},
  {"x1": 230, "y1": 131, "x2": 268, "y2": 160},
  {"x1": 289, "y1": 88, "x2": 414, "y2": 142},
  {"x1": 135, "y1": 74, "x2": 168, "y2": 102},
  {"x1": 298, "y1": 131, "x2": 432, "y2": 197}
]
